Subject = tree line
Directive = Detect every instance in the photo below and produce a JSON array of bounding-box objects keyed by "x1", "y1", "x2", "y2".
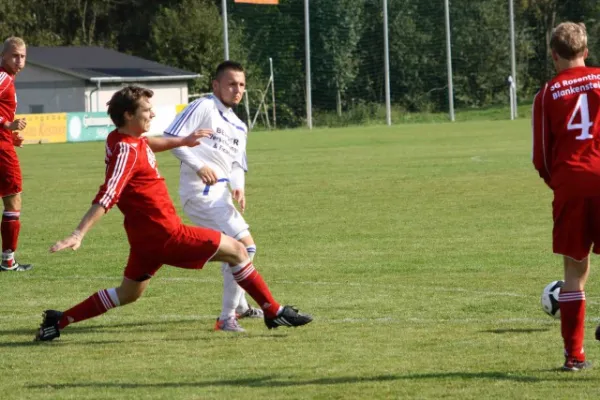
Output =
[{"x1": 0, "y1": 0, "x2": 598, "y2": 127}]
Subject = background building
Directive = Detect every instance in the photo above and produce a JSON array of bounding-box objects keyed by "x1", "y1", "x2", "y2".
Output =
[{"x1": 16, "y1": 46, "x2": 199, "y2": 114}]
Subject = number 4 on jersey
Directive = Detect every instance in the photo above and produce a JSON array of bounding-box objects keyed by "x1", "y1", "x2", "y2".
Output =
[{"x1": 568, "y1": 93, "x2": 594, "y2": 140}]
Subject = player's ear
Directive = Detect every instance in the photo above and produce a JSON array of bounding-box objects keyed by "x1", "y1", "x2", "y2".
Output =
[{"x1": 584, "y1": 48, "x2": 589, "y2": 60}]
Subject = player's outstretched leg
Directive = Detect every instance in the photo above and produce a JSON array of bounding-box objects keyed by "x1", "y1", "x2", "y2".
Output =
[
  {"x1": 214, "y1": 235, "x2": 313, "y2": 330},
  {"x1": 235, "y1": 244, "x2": 263, "y2": 319},
  {"x1": 34, "y1": 278, "x2": 149, "y2": 341}
]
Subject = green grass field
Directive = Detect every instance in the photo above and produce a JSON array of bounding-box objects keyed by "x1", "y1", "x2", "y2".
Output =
[{"x1": 2, "y1": 119, "x2": 597, "y2": 399}]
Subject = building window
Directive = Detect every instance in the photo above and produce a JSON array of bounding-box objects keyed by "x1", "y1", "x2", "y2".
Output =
[{"x1": 30, "y1": 105, "x2": 44, "y2": 113}]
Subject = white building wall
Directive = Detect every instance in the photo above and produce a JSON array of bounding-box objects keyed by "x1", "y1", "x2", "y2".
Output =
[{"x1": 89, "y1": 81, "x2": 188, "y2": 113}]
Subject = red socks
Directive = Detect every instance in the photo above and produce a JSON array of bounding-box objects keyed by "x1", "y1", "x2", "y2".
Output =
[
  {"x1": 59, "y1": 289, "x2": 120, "y2": 329},
  {"x1": 559, "y1": 291, "x2": 586, "y2": 361},
  {"x1": 1, "y1": 210, "x2": 21, "y2": 264},
  {"x1": 232, "y1": 262, "x2": 280, "y2": 318}
]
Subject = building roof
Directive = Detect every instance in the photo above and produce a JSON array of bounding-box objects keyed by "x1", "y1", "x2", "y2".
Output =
[{"x1": 27, "y1": 46, "x2": 200, "y2": 83}]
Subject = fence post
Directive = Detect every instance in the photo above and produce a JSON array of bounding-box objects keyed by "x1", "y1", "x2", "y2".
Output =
[
  {"x1": 383, "y1": 0, "x2": 392, "y2": 126},
  {"x1": 222, "y1": 0, "x2": 229, "y2": 60},
  {"x1": 444, "y1": 0, "x2": 455, "y2": 122},
  {"x1": 304, "y1": 0, "x2": 313, "y2": 129},
  {"x1": 509, "y1": 0, "x2": 517, "y2": 117}
]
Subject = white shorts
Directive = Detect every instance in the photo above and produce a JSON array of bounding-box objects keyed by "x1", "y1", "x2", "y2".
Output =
[{"x1": 182, "y1": 181, "x2": 250, "y2": 240}]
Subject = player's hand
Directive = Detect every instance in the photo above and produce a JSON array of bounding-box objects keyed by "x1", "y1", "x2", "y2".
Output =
[
  {"x1": 50, "y1": 231, "x2": 83, "y2": 253},
  {"x1": 232, "y1": 189, "x2": 246, "y2": 213},
  {"x1": 12, "y1": 133, "x2": 24, "y2": 147},
  {"x1": 183, "y1": 129, "x2": 212, "y2": 147},
  {"x1": 8, "y1": 118, "x2": 26, "y2": 131},
  {"x1": 197, "y1": 166, "x2": 218, "y2": 185}
]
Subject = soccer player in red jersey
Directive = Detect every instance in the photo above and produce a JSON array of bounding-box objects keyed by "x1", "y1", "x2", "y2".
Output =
[
  {"x1": 34, "y1": 86, "x2": 312, "y2": 341},
  {"x1": 532, "y1": 22, "x2": 600, "y2": 371},
  {"x1": 0, "y1": 37, "x2": 30, "y2": 272}
]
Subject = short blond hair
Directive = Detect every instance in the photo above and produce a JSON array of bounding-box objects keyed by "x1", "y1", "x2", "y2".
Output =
[
  {"x1": 1, "y1": 37, "x2": 26, "y2": 55},
  {"x1": 550, "y1": 22, "x2": 587, "y2": 60}
]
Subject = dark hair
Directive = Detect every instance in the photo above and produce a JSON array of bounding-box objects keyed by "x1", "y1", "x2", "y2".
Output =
[
  {"x1": 106, "y1": 85, "x2": 154, "y2": 127},
  {"x1": 214, "y1": 60, "x2": 245, "y2": 80}
]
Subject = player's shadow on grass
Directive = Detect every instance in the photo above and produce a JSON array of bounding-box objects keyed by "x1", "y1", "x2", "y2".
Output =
[
  {"x1": 0, "y1": 318, "x2": 208, "y2": 336},
  {"x1": 0, "y1": 318, "x2": 288, "y2": 347},
  {"x1": 481, "y1": 328, "x2": 550, "y2": 334},
  {"x1": 28, "y1": 371, "x2": 587, "y2": 390}
]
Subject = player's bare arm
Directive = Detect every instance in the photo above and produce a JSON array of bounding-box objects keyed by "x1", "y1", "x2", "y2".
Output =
[
  {"x1": 50, "y1": 204, "x2": 106, "y2": 252},
  {"x1": 232, "y1": 189, "x2": 246, "y2": 213},
  {"x1": 148, "y1": 129, "x2": 212, "y2": 153}
]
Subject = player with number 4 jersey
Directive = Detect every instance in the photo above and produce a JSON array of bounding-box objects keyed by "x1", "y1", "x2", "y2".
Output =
[
  {"x1": 533, "y1": 65, "x2": 600, "y2": 198},
  {"x1": 532, "y1": 21, "x2": 600, "y2": 372}
]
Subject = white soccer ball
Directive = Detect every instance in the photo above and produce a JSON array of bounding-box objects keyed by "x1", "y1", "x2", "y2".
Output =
[{"x1": 541, "y1": 280, "x2": 563, "y2": 319}]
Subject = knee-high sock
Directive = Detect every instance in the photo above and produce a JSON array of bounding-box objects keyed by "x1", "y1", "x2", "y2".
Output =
[
  {"x1": 1, "y1": 210, "x2": 21, "y2": 264},
  {"x1": 58, "y1": 288, "x2": 121, "y2": 330},
  {"x1": 235, "y1": 245, "x2": 257, "y2": 311},
  {"x1": 559, "y1": 291, "x2": 586, "y2": 361},
  {"x1": 231, "y1": 261, "x2": 280, "y2": 318},
  {"x1": 220, "y1": 262, "x2": 244, "y2": 320}
]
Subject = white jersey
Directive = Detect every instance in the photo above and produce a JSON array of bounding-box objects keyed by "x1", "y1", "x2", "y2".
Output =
[{"x1": 165, "y1": 94, "x2": 248, "y2": 202}]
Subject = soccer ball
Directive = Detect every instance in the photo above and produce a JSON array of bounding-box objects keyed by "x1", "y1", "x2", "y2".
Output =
[{"x1": 541, "y1": 280, "x2": 563, "y2": 319}]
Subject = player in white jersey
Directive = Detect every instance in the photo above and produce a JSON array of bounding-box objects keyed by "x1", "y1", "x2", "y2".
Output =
[{"x1": 164, "y1": 61, "x2": 262, "y2": 332}]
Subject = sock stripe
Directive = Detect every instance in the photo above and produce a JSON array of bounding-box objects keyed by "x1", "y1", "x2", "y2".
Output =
[
  {"x1": 2, "y1": 211, "x2": 20, "y2": 221},
  {"x1": 233, "y1": 264, "x2": 256, "y2": 282},
  {"x1": 559, "y1": 292, "x2": 586, "y2": 302},
  {"x1": 98, "y1": 289, "x2": 116, "y2": 310}
]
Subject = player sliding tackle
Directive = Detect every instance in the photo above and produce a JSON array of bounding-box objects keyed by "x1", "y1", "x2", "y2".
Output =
[{"x1": 34, "y1": 85, "x2": 312, "y2": 341}]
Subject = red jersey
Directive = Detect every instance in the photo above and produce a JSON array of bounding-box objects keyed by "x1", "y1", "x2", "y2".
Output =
[
  {"x1": 532, "y1": 66, "x2": 600, "y2": 198},
  {"x1": 93, "y1": 130, "x2": 181, "y2": 247},
  {"x1": 0, "y1": 67, "x2": 17, "y2": 148}
]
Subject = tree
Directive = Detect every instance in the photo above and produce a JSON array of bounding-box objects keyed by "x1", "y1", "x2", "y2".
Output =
[
  {"x1": 147, "y1": 0, "x2": 228, "y2": 94},
  {"x1": 230, "y1": 0, "x2": 306, "y2": 127},
  {"x1": 312, "y1": 0, "x2": 365, "y2": 116}
]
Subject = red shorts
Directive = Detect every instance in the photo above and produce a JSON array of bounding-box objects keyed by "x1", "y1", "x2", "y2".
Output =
[
  {"x1": 0, "y1": 147, "x2": 22, "y2": 198},
  {"x1": 552, "y1": 196, "x2": 600, "y2": 260},
  {"x1": 123, "y1": 224, "x2": 221, "y2": 281}
]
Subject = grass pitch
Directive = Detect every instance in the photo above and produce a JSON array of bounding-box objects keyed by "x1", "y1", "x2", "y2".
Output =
[{"x1": 1, "y1": 119, "x2": 598, "y2": 399}]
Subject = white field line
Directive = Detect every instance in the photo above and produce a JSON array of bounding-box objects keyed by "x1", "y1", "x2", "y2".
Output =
[
  {"x1": 9, "y1": 276, "x2": 600, "y2": 323},
  {"x1": 28, "y1": 275, "x2": 598, "y2": 302}
]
